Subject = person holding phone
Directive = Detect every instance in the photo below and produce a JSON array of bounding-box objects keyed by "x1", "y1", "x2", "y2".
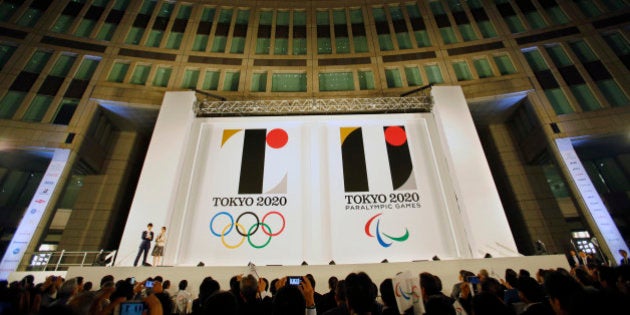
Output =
[{"x1": 134, "y1": 223, "x2": 154, "y2": 267}]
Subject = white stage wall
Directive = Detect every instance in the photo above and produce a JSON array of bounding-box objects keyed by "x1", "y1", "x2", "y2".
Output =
[{"x1": 116, "y1": 87, "x2": 518, "y2": 267}]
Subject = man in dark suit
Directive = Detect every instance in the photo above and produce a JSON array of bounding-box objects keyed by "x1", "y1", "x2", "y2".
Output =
[
  {"x1": 134, "y1": 223, "x2": 154, "y2": 266},
  {"x1": 620, "y1": 249, "x2": 630, "y2": 265}
]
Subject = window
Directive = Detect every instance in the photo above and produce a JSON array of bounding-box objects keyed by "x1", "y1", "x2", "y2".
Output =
[
  {"x1": 0, "y1": 1, "x2": 20, "y2": 22},
  {"x1": 333, "y1": 9, "x2": 350, "y2": 53},
  {"x1": 203, "y1": 70, "x2": 220, "y2": 90},
  {"x1": 256, "y1": 11, "x2": 272, "y2": 54},
  {"x1": 452, "y1": 61, "x2": 473, "y2": 81},
  {"x1": 406, "y1": 4, "x2": 431, "y2": 47},
  {"x1": 275, "y1": 11, "x2": 290, "y2": 55},
  {"x1": 373, "y1": 7, "x2": 394, "y2": 50},
  {"x1": 405, "y1": 67, "x2": 423, "y2": 86},
  {"x1": 385, "y1": 68, "x2": 403, "y2": 88},
  {"x1": 350, "y1": 9, "x2": 369, "y2": 52},
  {"x1": 0, "y1": 91, "x2": 26, "y2": 119},
  {"x1": 223, "y1": 71, "x2": 240, "y2": 91},
  {"x1": 602, "y1": 32, "x2": 630, "y2": 70},
  {"x1": 130, "y1": 64, "x2": 151, "y2": 85},
  {"x1": 166, "y1": 4, "x2": 191, "y2": 49},
  {"x1": 75, "y1": 57, "x2": 100, "y2": 80},
  {"x1": 0, "y1": 45, "x2": 17, "y2": 71},
  {"x1": 23, "y1": 95, "x2": 53, "y2": 122},
  {"x1": 358, "y1": 70, "x2": 375, "y2": 90},
  {"x1": 211, "y1": 8, "x2": 232, "y2": 52},
  {"x1": 152, "y1": 67, "x2": 172, "y2": 87},
  {"x1": 493, "y1": 54, "x2": 517, "y2": 75},
  {"x1": 424, "y1": 64, "x2": 444, "y2": 84},
  {"x1": 230, "y1": 9, "x2": 249, "y2": 53},
  {"x1": 52, "y1": 98, "x2": 79, "y2": 125},
  {"x1": 181, "y1": 69, "x2": 200, "y2": 89},
  {"x1": 251, "y1": 72, "x2": 267, "y2": 92},
  {"x1": 25, "y1": 51, "x2": 52, "y2": 73},
  {"x1": 50, "y1": 54, "x2": 77, "y2": 77},
  {"x1": 107, "y1": 62, "x2": 130, "y2": 82},
  {"x1": 523, "y1": 48, "x2": 574, "y2": 114},
  {"x1": 317, "y1": 10, "x2": 332, "y2": 54},
  {"x1": 319, "y1": 72, "x2": 354, "y2": 91},
  {"x1": 193, "y1": 7, "x2": 215, "y2": 51},
  {"x1": 272, "y1": 73, "x2": 307, "y2": 92},
  {"x1": 473, "y1": 58, "x2": 494, "y2": 78},
  {"x1": 293, "y1": 11, "x2": 307, "y2": 55},
  {"x1": 390, "y1": 6, "x2": 412, "y2": 49}
]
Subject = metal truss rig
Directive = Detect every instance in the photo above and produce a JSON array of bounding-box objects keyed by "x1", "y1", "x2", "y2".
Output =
[{"x1": 194, "y1": 96, "x2": 433, "y2": 117}]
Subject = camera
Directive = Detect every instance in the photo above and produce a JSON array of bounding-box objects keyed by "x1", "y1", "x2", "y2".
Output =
[
  {"x1": 145, "y1": 280, "x2": 154, "y2": 288},
  {"x1": 120, "y1": 301, "x2": 146, "y2": 315},
  {"x1": 130, "y1": 277, "x2": 135, "y2": 285},
  {"x1": 466, "y1": 276, "x2": 480, "y2": 284},
  {"x1": 287, "y1": 276, "x2": 301, "y2": 286}
]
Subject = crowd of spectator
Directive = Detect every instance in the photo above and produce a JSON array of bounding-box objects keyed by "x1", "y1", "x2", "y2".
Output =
[{"x1": 1, "y1": 261, "x2": 629, "y2": 315}]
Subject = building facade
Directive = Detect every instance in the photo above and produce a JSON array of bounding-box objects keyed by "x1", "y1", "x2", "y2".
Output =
[{"x1": 0, "y1": 0, "x2": 629, "y2": 269}]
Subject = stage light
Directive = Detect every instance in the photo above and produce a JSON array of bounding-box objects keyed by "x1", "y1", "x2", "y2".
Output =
[
  {"x1": 432, "y1": 255, "x2": 440, "y2": 261},
  {"x1": 381, "y1": 259, "x2": 388, "y2": 263},
  {"x1": 484, "y1": 253, "x2": 492, "y2": 258},
  {"x1": 329, "y1": 260, "x2": 336, "y2": 265},
  {"x1": 197, "y1": 261, "x2": 205, "y2": 267},
  {"x1": 301, "y1": 261, "x2": 308, "y2": 266}
]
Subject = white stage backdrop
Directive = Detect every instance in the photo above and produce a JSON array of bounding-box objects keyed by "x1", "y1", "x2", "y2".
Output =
[{"x1": 116, "y1": 87, "x2": 518, "y2": 266}]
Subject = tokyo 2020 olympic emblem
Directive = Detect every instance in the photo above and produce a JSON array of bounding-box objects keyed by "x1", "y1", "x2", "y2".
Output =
[{"x1": 209, "y1": 211, "x2": 286, "y2": 249}]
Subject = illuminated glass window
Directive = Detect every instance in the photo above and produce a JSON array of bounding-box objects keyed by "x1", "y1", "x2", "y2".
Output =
[
  {"x1": 166, "y1": 4, "x2": 191, "y2": 49},
  {"x1": 601, "y1": 0, "x2": 629, "y2": 11},
  {"x1": 373, "y1": 7, "x2": 394, "y2": 50},
  {"x1": 333, "y1": 9, "x2": 350, "y2": 53},
  {"x1": 447, "y1": 0, "x2": 477, "y2": 41},
  {"x1": 430, "y1": 1, "x2": 458, "y2": 44},
  {"x1": 272, "y1": 73, "x2": 307, "y2": 92},
  {"x1": 452, "y1": 61, "x2": 473, "y2": 81},
  {"x1": 17, "y1": 2, "x2": 49, "y2": 27},
  {"x1": 570, "y1": 40, "x2": 629, "y2": 107},
  {"x1": 211, "y1": 8, "x2": 232, "y2": 52},
  {"x1": 0, "y1": 44, "x2": 17, "y2": 71},
  {"x1": 74, "y1": 57, "x2": 100, "y2": 80},
  {"x1": 152, "y1": 67, "x2": 172, "y2": 87},
  {"x1": 0, "y1": 91, "x2": 26, "y2": 119},
  {"x1": 467, "y1": 0, "x2": 497, "y2": 38},
  {"x1": 52, "y1": 15, "x2": 75, "y2": 33},
  {"x1": 125, "y1": 0, "x2": 156, "y2": 44},
  {"x1": 540, "y1": 0, "x2": 569, "y2": 25},
  {"x1": 317, "y1": 10, "x2": 332, "y2": 54},
  {"x1": 223, "y1": 72, "x2": 240, "y2": 91},
  {"x1": 251, "y1": 72, "x2": 267, "y2": 92},
  {"x1": 25, "y1": 51, "x2": 52, "y2": 73},
  {"x1": 319, "y1": 72, "x2": 354, "y2": 91},
  {"x1": 424, "y1": 64, "x2": 444, "y2": 84},
  {"x1": 404, "y1": 67, "x2": 423, "y2": 86},
  {"x1": 107, "y1": 62, "x2": 129, "y2": 82},
  {"x1": 203, "y1": 70, "x2": 220, "y2": 90},
  {"x1": 50, "y1": 54, "x2": 77, "y2": 77},
  {"x1": 231, "y1": 9, "x2": 249, "y2": 53},
  {"x1": 275, "y1": 11, "x2": 290, "y2": 55},
  {"x1": 23, "y1": 94, "x2": 53, "y2": 122},
  {"x1": 389, "y1": 6, "x2": 412, "y2": 49},
  {"x1": 385, "y1": 68, "x2": 403, "y2": 88},
  {"x1": 493, "y1": 54, "x2": 517, "y2": 75},
  {"x1": 181, "y1": 69, "x2": 200, "y2": 89},
  {"x1": 473, "y1": 58, "x2": 494, "y2": 78},
  {"x1": 523, "y1": 48, "x2": 573, "y2": 114},
  {"x1": 406, "y1": 4, "x2": 431, "y2": 47},
  {"x1": 516, "y1": 0, "x2": 547, "y2": 29},
  {"x1": 130, "y1": 64, "x2": 151, "y2": 85},
  {"x1": 350, "y1": 9, "x2": 369, "y2": 52},
  {"x1": 193, "y1": 7, "x2": 215, "y2": 51},
  {"x1": 602, "y1": 32, "x2": 630, "y2": 70},
  {"x1": 358, "y1": 70, "x2": 375, "y2": 90},
  {"x1": 256, "y1": 11, "x2": 272, "y2": 54},
  {"x1": 293, "y1": 11, "x2": 307, "y2": 55},
  {"x1": 495, "y1": 1, "x2": 525, "y2": 33}
]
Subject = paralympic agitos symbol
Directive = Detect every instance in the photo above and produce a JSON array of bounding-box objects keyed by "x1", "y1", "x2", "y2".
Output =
[
  {"x1": 209, "y1": 211, "x2": 286, "y2": 249},
  {"x1": 364, "y1": 213, "x2": 410, "y2": 248}
]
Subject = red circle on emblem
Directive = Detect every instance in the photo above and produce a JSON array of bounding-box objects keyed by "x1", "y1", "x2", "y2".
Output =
[
  {"x1": 267, "y1": 129, "x2": 288, "y2": 148},
  {"x1": 385, "y1": 126, "x2": 406, "y2": 146}
]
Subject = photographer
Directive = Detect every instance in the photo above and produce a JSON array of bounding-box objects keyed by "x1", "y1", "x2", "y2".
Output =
[{"x1": 272, "y1": 276, "x2": 316, "y2": 315}]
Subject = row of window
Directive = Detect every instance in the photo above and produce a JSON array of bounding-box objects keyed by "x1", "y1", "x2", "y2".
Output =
[
  {"x1": 103, "y1": 51, "x2": 518, "y2": 92},
  {"x1": 523, "y1": 38, "x2": 629, "y2": 115},
  {"x1": 1, "y1": 0, "x2": 628, "y2": 53}
]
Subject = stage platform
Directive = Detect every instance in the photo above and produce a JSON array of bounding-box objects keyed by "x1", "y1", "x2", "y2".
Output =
[{"x1": 10, "y1": 255, "x2": 569, "y2": 297}]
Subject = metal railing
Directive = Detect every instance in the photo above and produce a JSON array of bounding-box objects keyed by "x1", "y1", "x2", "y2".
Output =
[{"x1": 27, "y1": 249, "x2": 117, "y2": 271}]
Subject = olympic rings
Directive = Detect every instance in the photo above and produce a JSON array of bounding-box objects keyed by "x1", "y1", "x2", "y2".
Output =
[{"x1": 209, "y1": 211, "x2": 286, "y2": 249}]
